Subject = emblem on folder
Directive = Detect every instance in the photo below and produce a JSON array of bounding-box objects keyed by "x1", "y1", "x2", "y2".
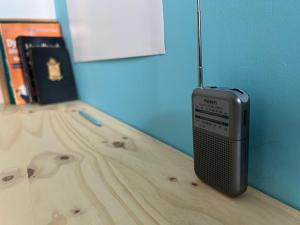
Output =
[{"x1": 47, "y1": 58, "x2": 63, "y2": 81}]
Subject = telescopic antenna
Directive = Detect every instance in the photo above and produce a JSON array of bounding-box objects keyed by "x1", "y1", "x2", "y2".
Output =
[{"x1": 197, "y1": 0, "x2": 203, "y2": 88}]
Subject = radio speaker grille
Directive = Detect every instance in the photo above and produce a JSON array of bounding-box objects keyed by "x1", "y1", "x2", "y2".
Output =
[{"x1": 193, "y1": 127, "x2": 234, "y2": 194}]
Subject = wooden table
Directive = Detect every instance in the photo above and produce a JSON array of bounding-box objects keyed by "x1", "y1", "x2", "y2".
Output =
[{"x1": 0, "y1": 101, "x2": 299, "y2": 225}]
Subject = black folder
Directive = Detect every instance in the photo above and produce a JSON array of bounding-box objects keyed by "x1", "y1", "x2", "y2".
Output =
[
  {"x1": 30, "y1": 47, "x2": 78, "y2": 105},
  {"x1": 17, "y1": 36, "x2": 65, "y2": 103}
]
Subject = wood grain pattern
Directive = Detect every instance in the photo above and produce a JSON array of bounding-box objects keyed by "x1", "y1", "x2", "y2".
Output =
[{"x1": 0, "y1": 101, "x2": 299, "y2": 225}]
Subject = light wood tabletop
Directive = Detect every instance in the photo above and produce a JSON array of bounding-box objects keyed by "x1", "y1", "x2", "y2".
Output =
[{"x1": 0, "y1": 101, "x2": 299, "y2": 225}]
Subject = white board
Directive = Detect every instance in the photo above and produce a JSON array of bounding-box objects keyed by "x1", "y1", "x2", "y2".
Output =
[{"x1": 66, "y1": 0, "x2": 165, "y2": 62}]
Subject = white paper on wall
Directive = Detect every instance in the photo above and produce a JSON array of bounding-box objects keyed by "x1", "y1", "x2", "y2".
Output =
[
  {"x1": 66, "y1": 0, "x2": 166, "y2": 62},
  {"x1": 0, "y1": 0, "x2": 56, "y2": 19}
]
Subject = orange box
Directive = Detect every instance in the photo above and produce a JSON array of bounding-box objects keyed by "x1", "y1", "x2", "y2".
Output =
[
  {"x1": 0, "y1": 55, "x2": 10, "y2": 104},
  {"x1": 0, "y1": 23, "x2": 62, "y2": 105}
]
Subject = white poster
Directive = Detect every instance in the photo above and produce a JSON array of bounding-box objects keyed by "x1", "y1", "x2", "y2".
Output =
[
  {"x1": 0, "y1": 0, "x2": 55, "y2": 19},
  {"x1": 66, "y1": 0, "x2": 165, "y2": 62}
]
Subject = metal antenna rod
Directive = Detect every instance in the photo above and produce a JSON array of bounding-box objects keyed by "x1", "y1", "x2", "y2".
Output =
[{"x1": 197, "y1": 0, "x2": 203, "y2": 88}]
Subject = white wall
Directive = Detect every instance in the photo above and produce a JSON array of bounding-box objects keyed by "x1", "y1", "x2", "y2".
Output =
[{"x1": 0, "y1": 0, "x2": 56, "y2": 19}]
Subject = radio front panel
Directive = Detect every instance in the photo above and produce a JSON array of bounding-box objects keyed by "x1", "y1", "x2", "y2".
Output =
[{"x1": 193, "y1": 96, "x2": 230, "y2": 137}]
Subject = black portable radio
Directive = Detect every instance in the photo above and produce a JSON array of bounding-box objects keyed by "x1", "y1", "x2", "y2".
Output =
[{"x1": 192, "y1": 0, "x2": 250, "y2": 197}]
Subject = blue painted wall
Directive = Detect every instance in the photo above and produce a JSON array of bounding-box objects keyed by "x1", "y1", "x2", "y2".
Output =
[{"x1": 55, "y1": 0, "x2": 300, "y2": 209}]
